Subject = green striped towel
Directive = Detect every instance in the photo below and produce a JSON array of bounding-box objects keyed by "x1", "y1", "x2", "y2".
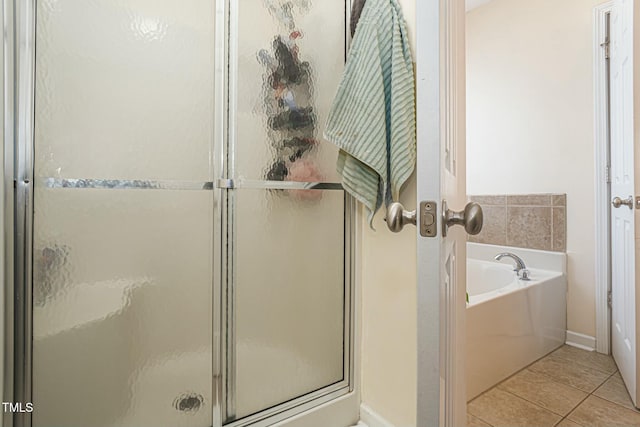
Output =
[{"x1": 324, "y1": 0, "x2": 416, "y2": 227}]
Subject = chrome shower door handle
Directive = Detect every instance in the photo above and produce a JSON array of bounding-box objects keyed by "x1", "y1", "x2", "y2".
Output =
[
  {"x1": 442, "y1": 201, "x2": 483, "y2": 237},
  {"x1": 612, "y1": 196, "x2": 634, "y2": 209},
  {"x1": 385, "y1": 202, "x2": 417, "y2": 233}
]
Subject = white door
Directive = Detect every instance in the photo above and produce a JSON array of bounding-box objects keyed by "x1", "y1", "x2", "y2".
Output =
[
  {"x1": 610, "y1": 0, "x2": 637, "y2": 408},
  {"x1": 416, "y1": 0, "x2": 469, "y2": 426}
]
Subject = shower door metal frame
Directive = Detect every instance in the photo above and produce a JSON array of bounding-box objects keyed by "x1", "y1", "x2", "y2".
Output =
[
  {"x1": 6, "y1": 0, "x2": 356, "y2": 425},
  {"x1": 3, "y1": 0, "x2": 17, "y2": 425},
  {"x1": 8, "y1": 0, "x2": 36, "y2": 425},
  {"x1": 213, "y1": 1, "x2": 356, "y2": 426}
]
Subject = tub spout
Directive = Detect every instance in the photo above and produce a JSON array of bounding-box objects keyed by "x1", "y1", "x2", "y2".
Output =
[{"x1": 495, "y1": 253, "x2": 530, "y2": 280}]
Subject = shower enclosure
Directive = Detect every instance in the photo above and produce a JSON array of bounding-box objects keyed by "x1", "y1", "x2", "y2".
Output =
[{"x1": 5, "y1": 0, "x2": 355, "y2": 426}]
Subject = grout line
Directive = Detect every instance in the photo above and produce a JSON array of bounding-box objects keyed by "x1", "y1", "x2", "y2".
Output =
[
  {"x1": 524, "y1": 362, "x2": 607, "y2": 400},
  {"x1": 499, "y1": 388, "x2": 566, "y2": 418},
  {"x1": 561, "y1": 385, "x2": 594, "y2": 425},
  {"x1": 546, "y1": 352, "x2": 616, "y2": 377},
  {"x1": 468, "y1": 348, "x2": 613, "y2": 425},
  {"x1": 468, "y1": 412, "x2": 495, "y2": 427},
  {"x1": 588, "y1": 394, "x2": 640, "y2": 415},
  {"x1": 530, "y1": 369, "x2": 596, "y2": 395},
  {"x1": 590, "y1": 370, "x2": 640, "y2": 413},
  {"x1": 543, "y1": 361, "x2": 632, "y2": 426},
  {"x1": 468, "y1": 348, "x2": 628, "y2": 426}
]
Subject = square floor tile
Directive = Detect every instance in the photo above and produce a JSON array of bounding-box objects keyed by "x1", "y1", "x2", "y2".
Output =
[
  {"x1": 497, "y1": 369, "x2": 588, "y2": 416},
  {"x1": 529, "y1": 354, "x2": 611, "y2": 392},
  {"x1": 593, "y1": 374, "x2": 639, "y2": 412},
  {"x1": 468, "y1": 388, "x2": 561, "y2": 427},
  {"x1": 551, "y1": 345, "x2": 617, "y2": 374},
  {"x1": 568, "y1": 395, "x2": 640, "y2": 426}
]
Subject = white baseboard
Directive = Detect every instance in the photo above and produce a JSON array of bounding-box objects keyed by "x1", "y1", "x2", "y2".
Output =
[
  {"x1": 566, "y1": 331, "x2": 596, "y2": 351},
  {"x1": 359, "y1": 404, "x2": 396, "y2": 427}
]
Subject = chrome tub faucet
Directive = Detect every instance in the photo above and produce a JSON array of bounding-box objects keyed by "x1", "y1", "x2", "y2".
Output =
[{"x1": 495, "y1": 252, "x2": 531, "y2": 281}]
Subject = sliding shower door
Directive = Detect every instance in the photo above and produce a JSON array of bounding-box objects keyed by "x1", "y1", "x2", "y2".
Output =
[
  {"x1": 220, "y1": 1, "x2": 352, "y2": 425},
  {"x1": 18, "y1": 0, "x2": 352, "y2": 426},
  {"x1": 29, "y1": 0, "x2": 216, "y2": 426}
]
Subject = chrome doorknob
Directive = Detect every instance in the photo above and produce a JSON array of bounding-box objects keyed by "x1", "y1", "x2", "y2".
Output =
[
  {"x1": 385, "y1": 202, "x2": 417, "y2": 233},
  {"x1": 612, "y1": 196, "x2": 634, "y2": 209},
  {"x1": 442, "y1": 201, "x2": 483, "y2": 237}
]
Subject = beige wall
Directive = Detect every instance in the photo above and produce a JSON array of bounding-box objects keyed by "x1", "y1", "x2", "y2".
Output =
[
  {"x1": 360, "y1": 180, "x2": 417, "y2": 427},
  {"x1": 359, "y1": 0, "x2": 417, "y2": 425},
  {"x1": 466, "y1": 0, "x2": 604, "y2": 338}
]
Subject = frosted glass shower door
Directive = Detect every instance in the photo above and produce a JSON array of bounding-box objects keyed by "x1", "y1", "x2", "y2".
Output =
[
  {"x1": 221, "y1": 1, "x2": 351, "y2": 424},
  {"x1": 25, "y1": 0, "x2": 351, "y2": 425},
  {"x1": 30, "y1": 1, "x2": 215, "y2": 426}
]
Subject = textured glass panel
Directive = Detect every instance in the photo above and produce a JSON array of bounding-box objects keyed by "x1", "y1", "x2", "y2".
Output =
[
  {"x1": 35, "y1": 0, "x2": 215, "y2": 181},
  {"x1": 233, "y1": 189, "x2": 345, "y2": 420},
  {"x1": 32, "y1": 0, "x2": 214, "y2": 425},
  {"x1": 32, "y1": 188, "x2": 213, "y2": 427},
  {"x1": 234, "y1": 0, "x2": 345, "y2": 182}
]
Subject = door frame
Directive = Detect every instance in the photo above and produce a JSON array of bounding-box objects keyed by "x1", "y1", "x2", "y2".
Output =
[
  {"x1": 594, "y1": 1, "x2": 614, "y2": 356},
  {"x1": 416, "y1": 0, "x2": 467, "y2": 426}
]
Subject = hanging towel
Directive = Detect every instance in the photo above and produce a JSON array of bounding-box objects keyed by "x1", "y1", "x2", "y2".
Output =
[
  {"x1": 350, "y1": 0, "x2": 367, "y2": 37},
  {"x1": 324, "y1": 0, "x2": 416, "y2": 227}
]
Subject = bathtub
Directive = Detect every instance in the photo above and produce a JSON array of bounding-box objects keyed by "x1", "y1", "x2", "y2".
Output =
[{"x1": 466, "y1": 243, "x2": 567, "y2": 401}]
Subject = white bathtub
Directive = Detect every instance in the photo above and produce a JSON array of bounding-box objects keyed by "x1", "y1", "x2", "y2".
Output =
[{"x1": 466, "y1": 243, "x2": 567, "y2": 401}]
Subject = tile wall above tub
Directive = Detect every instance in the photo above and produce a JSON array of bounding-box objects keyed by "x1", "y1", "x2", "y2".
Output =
[{"x1": 468, "y1": 194, "x2": 566, "y2": 252}]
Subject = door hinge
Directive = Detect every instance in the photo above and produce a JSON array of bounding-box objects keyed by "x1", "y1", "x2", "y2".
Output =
[
  {"x1": 606, "y1": 165, "x2": 611, "y2": 184},
  {"x1": 608, "y1": 290, "x2": 612, "y2": 308},
  {"x1": 601, "y1": 40, "x2": 610, "y2": 59}
]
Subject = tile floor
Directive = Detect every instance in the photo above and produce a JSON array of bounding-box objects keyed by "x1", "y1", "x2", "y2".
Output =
[{"x1": 468, "y1": 345, "x2": 640, "y2": 427}]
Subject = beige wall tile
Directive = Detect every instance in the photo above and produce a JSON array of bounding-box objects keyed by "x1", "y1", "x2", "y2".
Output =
[
  {"x1": 553, "y1": 194, "x2": 567, "y2": 207},
  {"x1": 469, "y1": 195, "x2": 507, "y2": 205},
  {"x1": 552, "y1": 208, "x2": 567, "y2": 251},
  {"x1": 468, "y1": 194, "x2": 566, "y2": 252},
  {"x1": 507, "y1": 194, "x2": 553, "y2": 206},
  {"x1": 507, "y1": 206, "x2": 552, "y2": 251},
  {"x1": 469, "y1": 205, "x2": 507, "y2": 245}
]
